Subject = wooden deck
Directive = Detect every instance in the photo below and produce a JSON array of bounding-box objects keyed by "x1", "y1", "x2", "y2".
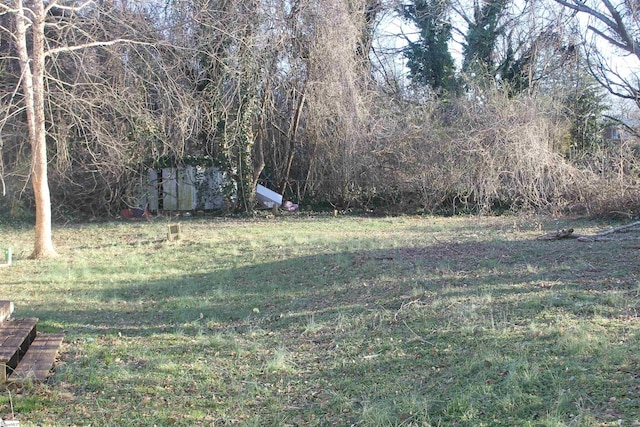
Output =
[
  {"x1": 0, "y1": 302, "x2": 63, "y2": 384},
  {"x1": 9, "y1": 333, "x2": 65, "y2": 383},
  {"x1": 0, "y1": 318, "x2": 38, "y2": 382}
]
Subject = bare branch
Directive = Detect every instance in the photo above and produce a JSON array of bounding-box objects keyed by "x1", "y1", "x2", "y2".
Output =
[
  {"x1": 587, "y1": 24, "x2": 629, "y2": 50},
  {"x1": 0, "y1": 3, "x2": 18, "y2": 13},
  {"x1": 0, "y1": 23, "x2": 18, "y2": 40},
  {"x1": 554, "y1": 0, "x2": 640, "y2": 57},
  {"x1": 44, "y1": 38, "x2": 152, "y2": 57},
  {"x1": 601, "y1": 0, "x2": 636, "y2": 51},
  {"x1": 45, "y1": 0, "x2": 95, "y2": 14},
  {"x1": 554, "y1": 0, "x2": 619, "y2": 30},
  {"x1": 0, "y1": 1, "x2": 32, "y2": 26},
  {"x1": 586, "y1": 49, "x2": 639, "y2": 100}
]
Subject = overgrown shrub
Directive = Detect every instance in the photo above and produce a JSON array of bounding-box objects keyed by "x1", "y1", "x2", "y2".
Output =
[{"x1": 298, "y1": 84, "x2": 636, "y2": 216}]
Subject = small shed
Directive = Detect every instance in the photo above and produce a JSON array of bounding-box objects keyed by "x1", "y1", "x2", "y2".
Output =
[{"x1": 145, "y1": 165, "x2": 230, "y2": 211}]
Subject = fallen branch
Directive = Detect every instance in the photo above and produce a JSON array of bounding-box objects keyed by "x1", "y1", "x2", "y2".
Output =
[
  {"x1": 577, "y1": 221, "x2": 640, "y2": 242},
  {"x1": 536, "y1": 228, "x2": 581, "y2": 240},
  {"x1": 537, "y1": 221, "x2": 640, "y2": 243},
  {"x1": 591, "y1": 221, "x2": 640, "y2": 236},
  {"x1": 578, "y1": 235, "x2": 640, "y2": 242}
]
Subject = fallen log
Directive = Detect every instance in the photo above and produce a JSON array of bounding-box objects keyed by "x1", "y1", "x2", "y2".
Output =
[
  {"x1": 578, "y1": 234, "x2": 640, "y2": 242},
  {"x1": 577, "y1": 221, "x2": 640, "y2": 242},
  {"x1": 591, "y1": 221, "x2": 640, "y2": 236},
  {"x1": 537, "y1": 221, "x2": 640, "y2": 242}
]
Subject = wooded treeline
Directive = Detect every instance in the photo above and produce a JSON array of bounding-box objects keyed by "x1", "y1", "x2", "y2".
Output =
[{"x1": 1, "y1": 0, "x2": 639, "y2": 220}]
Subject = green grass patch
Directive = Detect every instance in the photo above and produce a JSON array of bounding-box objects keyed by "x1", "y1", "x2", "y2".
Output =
[{"x1": 0, "y1": 215, "x2": 638, "y2": 426}]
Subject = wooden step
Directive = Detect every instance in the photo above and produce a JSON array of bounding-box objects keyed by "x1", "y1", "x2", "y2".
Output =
[
  {"x1": 0, "y1": 301, "x2": 14, "y2": 323},
  {"x1": 9, "y1": 333, "x2": 64, "y2": 384},
  {"x1": 0, "y1": 318, "x2": 38, "y2": 382}
]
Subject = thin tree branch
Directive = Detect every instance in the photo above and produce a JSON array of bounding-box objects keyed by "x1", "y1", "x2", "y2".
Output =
[
  {"x1": 0, "y1": 3, "x2": 19, "y2": 14},
  {"x1": 0, "y1": 23, "x2": 18, "y2": 41},
  {"x1": 601, "y1": 0, "x2": 636, "y2": 51},
  {"x1": 44, "y1": 38, "x2": 152, "y2": 57},
  {"x1": 588, "y1": 24, "x2": 629, "y2": 50},
  {"x1": 554, "y1": 0, "x2": 619, "y2": 31},
  {"x1": 45, "y1": 0, "x2": 95, "y2": 14},
  {"x1": 586, "y1": 49, "x2": 639, "y2": 100},
  {"x1": 554, "y1": 0, "x2": 640, "y2": 56}
]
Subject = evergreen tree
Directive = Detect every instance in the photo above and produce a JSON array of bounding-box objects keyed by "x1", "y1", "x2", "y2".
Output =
[
  {"x1": 462, "y1": 0, "x2": 508, "y2": 74},
  {"x1": 461, "y1": 0, "x2": 533, "y2": 93},
  {"x1": 400, "y1": 0, "x2": 457, "y2": 94},
  {"x1": 566, "y1": 76, "x2": 608, "y2": 152}
]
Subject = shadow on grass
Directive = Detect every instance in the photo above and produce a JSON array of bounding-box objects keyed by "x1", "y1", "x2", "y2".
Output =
[
  {"x1": 24, "y1": 235, "x2": 638, "y2": 339},
  {"x1": 7, "y1": 230, "x2": 640, "y2": 425}
]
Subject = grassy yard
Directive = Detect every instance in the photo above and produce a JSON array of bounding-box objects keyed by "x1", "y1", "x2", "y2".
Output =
[{"x1": 0, "y1": 214, "x2": 638, "y2": 426}]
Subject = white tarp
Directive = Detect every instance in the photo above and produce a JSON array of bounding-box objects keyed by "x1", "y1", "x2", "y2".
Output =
[{"x1": 255, "y1": 184, "x2": 282, "y2": 208}]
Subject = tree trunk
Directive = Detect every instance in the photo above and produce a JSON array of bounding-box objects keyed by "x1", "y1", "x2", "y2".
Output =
[
  {"x1": 14, "y1": 0, "x2": 57, "y2": 258},
  {"x1": 280, "y1": 90, "x2": 305, "y2": 194}
]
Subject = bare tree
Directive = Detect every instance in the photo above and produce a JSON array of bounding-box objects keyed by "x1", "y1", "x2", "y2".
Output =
[
  {"x1": 0, "y1": 0, "x2": 155, "y2": 258},
  {"x1": 3, "y1": 0, "x2": 57, "y2": 258},
  {"x1": 553, "y1": 0, "x2": 640, "y2": 103}
]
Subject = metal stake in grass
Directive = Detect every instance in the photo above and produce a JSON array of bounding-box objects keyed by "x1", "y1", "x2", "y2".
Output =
[{"x1": 0, "y1": 248, "x2": 12, "y2": 267}]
